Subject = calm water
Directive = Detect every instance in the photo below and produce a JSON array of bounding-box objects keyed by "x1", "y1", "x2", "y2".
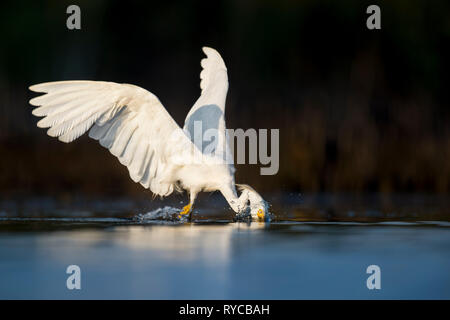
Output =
[{"x1": 0, "y1": 194, "x2": 449, "y2": 299}]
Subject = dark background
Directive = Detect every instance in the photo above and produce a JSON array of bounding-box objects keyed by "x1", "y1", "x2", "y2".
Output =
[{"x1": 1, "y1": 0, "x2": 449, "y2": 198}]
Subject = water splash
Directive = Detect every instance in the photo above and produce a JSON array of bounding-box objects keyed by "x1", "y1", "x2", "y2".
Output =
[{"x1": 133, "y1": 206, "x2": 187, "y2": 223}]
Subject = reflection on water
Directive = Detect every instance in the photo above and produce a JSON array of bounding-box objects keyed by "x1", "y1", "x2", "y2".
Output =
[
  {"x1": 0, "y1": 219, "x2": 449, "y2": 299},
  {"x1": 0, "y1": 194, "x2": 449, "y2": 299}
]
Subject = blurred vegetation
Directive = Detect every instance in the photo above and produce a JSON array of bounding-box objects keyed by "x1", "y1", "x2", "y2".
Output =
[{"x1": 0, "y1": 0, "x2": 449, "y2": 197}]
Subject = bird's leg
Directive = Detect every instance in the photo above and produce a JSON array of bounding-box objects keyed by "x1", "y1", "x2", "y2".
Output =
[{"x1": 179, "y1": 191, "x2": 197, "y2": 220}]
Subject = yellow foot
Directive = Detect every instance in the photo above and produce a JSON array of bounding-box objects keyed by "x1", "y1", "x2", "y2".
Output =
[{"x1": 178, "y1": 204, "x2": 192, "y2": 219}]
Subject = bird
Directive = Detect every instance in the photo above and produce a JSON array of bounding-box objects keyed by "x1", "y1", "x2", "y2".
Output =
[{"x1": 29, "y1": 47, "x2": 268, "y2": 221}]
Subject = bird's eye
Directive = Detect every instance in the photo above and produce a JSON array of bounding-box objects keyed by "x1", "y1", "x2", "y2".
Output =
[{"x1": 257, "y1": 209, "x2": 264, "y2": 219}]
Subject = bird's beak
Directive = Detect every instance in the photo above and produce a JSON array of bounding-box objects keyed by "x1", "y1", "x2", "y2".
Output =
[{"x1": 256, "y1": 209, "x2": 265, "y2": 220}]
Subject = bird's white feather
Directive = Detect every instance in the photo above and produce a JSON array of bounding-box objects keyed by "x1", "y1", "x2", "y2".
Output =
[
  {"x1": 183, "y1": 47, "x2": 234, "y2": 170},
  {"x1": 199, "y1": 47, "x2": 228, "y2": 94},
  {"x1": 29, "y1": 80, "x2": 193, "y2": 196}
]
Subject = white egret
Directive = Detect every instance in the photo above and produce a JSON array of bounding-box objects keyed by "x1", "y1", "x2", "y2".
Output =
[{"x1": 29, "y1": 47, "x2": 268, "y2": 221}]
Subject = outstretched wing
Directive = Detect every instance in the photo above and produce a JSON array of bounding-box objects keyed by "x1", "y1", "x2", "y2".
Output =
[
  {"x1": 29, "y1": 80, "x2": 192, "y2": 196},
  {"x1": 183, "y1": 47, "x2": 233, "y2": 168}
]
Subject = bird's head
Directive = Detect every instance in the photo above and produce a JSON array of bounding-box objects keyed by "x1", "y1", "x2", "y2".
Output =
[{"x1": 237, "y1": 184, "x2": 270, "y2": 221}]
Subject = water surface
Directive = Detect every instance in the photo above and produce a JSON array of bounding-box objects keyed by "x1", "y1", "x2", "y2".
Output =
[{"x1": 0, "y1": 194, "x2": 449, "y2": 299}]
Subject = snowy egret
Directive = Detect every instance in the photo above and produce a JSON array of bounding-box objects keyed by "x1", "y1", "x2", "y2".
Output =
[{"x1": 29, "y1": 47, "x2": 268, "y2": 221}]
